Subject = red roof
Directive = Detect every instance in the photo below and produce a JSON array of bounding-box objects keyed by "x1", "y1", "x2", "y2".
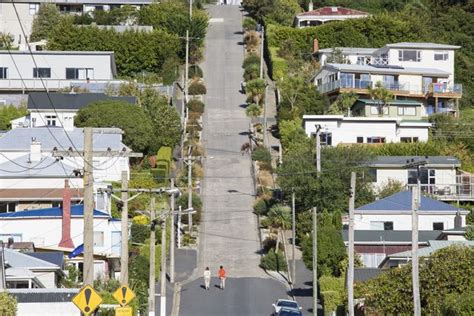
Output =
[{"x1": 298, "y1": 6, "x2": 369, "y2": 17}]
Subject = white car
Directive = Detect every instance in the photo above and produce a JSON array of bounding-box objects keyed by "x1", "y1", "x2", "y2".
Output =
[{"x1": 272, "y1": 299, "x2": 301, "y2": 315}]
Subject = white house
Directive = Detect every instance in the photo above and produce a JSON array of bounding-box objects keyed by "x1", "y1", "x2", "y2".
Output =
[
  {"x1": 368, "y1": 156, "x2": 474, "y2": 201},
  {"x1": 11, "y1": 92, "x2": 136, "y2": 130},
  {"x1": 0, "y1": 51, "x2": 116, "y2": 93},
  {"x1": 0, "y1": 0, "x2": 152, "y2": 48},
  {"x1": 314, "y1": 42, "x2": 462, "y2": 116},
  {"x1": 302, "y1": 115, "x2": 431, "y2": 145},
  {"x1": 353, "y1": 191, "x2": 469, "y2": 231},
  {"x1": 295, "y1": 4, "x2": 369, "y2": 28}
]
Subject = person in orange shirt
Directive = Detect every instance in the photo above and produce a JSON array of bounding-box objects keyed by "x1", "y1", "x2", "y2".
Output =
[{"x1": 218, "y1": 265, "x2": 226, "y2": 290}]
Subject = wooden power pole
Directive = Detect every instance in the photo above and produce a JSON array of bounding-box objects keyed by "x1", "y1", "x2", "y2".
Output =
[
  {"x1": 120, "y1": 171, "x2": 129, "y2": 285},
  {"x1": 186, "y1": 149, "x2": 193, "y2": 233},
  {"x1": 160, "y1": 205, "x2": 167, "y2": 316},
  {"x1": 315, "y1": 125, "x2": 321, "y2": 174},
  {"x1": 170, "y1": 178, "x2": 176, "y2": 283},
  {"x1": 291, "y1": 190, "x2": 296, "y2": 285},
  {"x1": 83, "y1": 127, "x2": 94, "y2": 285},
  {"x1": 348, "y1": 172, "x2": 356, "y2": 316},
  {"x1": 412, "y1": 176, "x2": 421, "y2": 316},
  {"x1": 148, "y1": 198, "x2": 156, "y2": 316},
  {"x1": 259, "y1": 26, "x2": 264, "y2": 79},
  {"x1": 312, "y1": 206, "x2": 318, "y2": 315}
]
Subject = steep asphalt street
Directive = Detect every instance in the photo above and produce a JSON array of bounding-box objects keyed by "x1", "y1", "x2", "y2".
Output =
[{"x1": 178, "y1": 4, "x2": 289, "y2": 315}]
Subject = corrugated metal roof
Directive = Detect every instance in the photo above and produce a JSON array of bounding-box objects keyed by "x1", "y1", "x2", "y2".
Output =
[
  {"x1": 341, "y1": 230, "x2": 441, "y2": 243},
  {"x1": 28, "y1": 92, "x2": 136, "y2": 110},
  {"x1": 356, "y1": 191, "x2": 460, "y2": 212},
  {"x1": 388, "y1": 240, "x2": 474, "y2": 258},
  {"x1": 318, "y1": 47, "x2": 377, "y2": 55},
  {"x1": 0, "y1": 155, "x2": 76, "y2": 178},
  {"x1": 25, "y1": 252, "x2": 64, "y2": 268},
  {"x1": 0, "y1": 204, "x2": 110, "y2": 218},
  {"x1": 354, "y1": 268, "x2": 383, "y2": 282},
  {"x1": 4, "y1": 248, "x2": 59, "y2": 269},
  {"x1": 385, "y1": 42, "x2": 461, "y2": 50},
  {"x1": 370, "y1": 156, "x2": 461, "y2": 167}
]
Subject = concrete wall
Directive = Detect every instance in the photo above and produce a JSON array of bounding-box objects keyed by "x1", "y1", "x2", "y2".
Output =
[
  {"x1": 354, "y1": 213, "x2": 465, "y2": 231},
  {"x1": 17, "y1": 302, "x2": 80, "y2": 316},
  {"x1": 0, "y1": 3, "x2": 34, "y2": 48}
]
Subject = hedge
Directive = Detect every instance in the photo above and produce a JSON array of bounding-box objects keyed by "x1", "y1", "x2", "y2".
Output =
[
  {"x1": 268, "y1": 46, "x2": 288, "y2": 80},
  {"x1": 253, "y1": 198, "x2": 269, "y2": 215},
  {"x1": 188, "y1": 65, "x2": 203, "y2": 78},
  {"x1": 188, "y1": 81, "x2": 207, "y2": 95},
  {"x1": 188, "y1": 99, "x2": 205, "y2": 113},
  {"x1": 0, "y1": 292, "x2": 17, "y2": 316},
  {"x1": 251, "y1": 147, "x2": 271, "y2": 163},
  {"x1": 243, "y1": 63, "x2": 260, "y2": 81},
  {"x1": 243, "y1": 53, "x2": 260, "y2": 69},
  {"x1": 320, "y1": 275, "x2": 345, "y2": 315}
]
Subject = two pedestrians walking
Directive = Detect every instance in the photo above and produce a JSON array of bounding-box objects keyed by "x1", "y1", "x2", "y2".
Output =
[{"x1": 202, "y1": 265, "x2": 227, "y2": 290}]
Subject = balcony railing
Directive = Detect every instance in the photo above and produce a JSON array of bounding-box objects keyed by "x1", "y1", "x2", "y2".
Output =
[
  {"x1": 317, "y1": 79, "x2": 463, "y2": 97},
  {"x1": 408, "y1": 175, "x2": 474, "y2": 201}
]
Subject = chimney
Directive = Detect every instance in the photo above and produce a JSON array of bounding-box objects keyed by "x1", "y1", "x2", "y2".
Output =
[
  {"x1": 308, "y1": 0, "x2": 314, "y2": 11},
  {"x1": 313, "y1": 38, "x2": 319, "y2": 53},
  {"x1": 59, "y1": 180, "x2": 74, "y2": 248},
  {"x1": 29, "y1": 138, "x2": 41, "y2": 163}
]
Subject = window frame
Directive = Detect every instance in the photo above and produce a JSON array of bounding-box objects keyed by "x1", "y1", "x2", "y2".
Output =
[
  {"x1": 397, "y1": 106, "x2": 416, "y2": 116},
  {"x1": 356, "y1": 137, "x2": 364, "y2": 143},
  {"x1": 434, "y1": 51, "x2": 448, "y2": 61},
  {"x1": 367, "y1": 136, "x2": 386, "y2": 144},
  {"x1": 398, "y1": 49, "x2": 421, "y2": 62},
  {"x1": 33, "y1": 67, "x2": 51, "y2": 78},
  {"x1": 320, "y1": 132, "x2": 332, "y2": 146},
  {"x1": 0, "y1": 67, "x2": 7, "y2": 79},
  {"x1": 45, "y1": 115, "x2": 56, "y2": 126},
  {"x1": 29, "y1": 3, "x2": 39, "y2": 15},
  {"x1": 433, "y1": 222, "x2": 444, "y2": 230}
]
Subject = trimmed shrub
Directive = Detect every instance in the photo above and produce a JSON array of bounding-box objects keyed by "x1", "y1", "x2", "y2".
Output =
[
  {"x1": 188, "y1": 81, "x2": 207, "y2": 95},
  {"x1": 188, "y1": 65, "x2": 203, "y2": 79},
  {"x1": 320, "y1": 275, "x2": 345, "y2": 315},
  {"x1": 268, "y1": 46, "x2": 288, "y2": 81},
  {"x1": 262, "y1": 236, "x2": 277, "y2": 253},
  {"x1": 0, "y1": 292, "x2": 17, "y2": 316},
  {"x1": 251, "y1": 147, "x2": 271, "y2": 163},
  {"x1": 188, "y1": 99, "x2": 205, "y2": 113},
  {"x1": 243, "y1": 17, "x2": 257, "y2": 32},
  {"x1": 253, "y1": 198, "x2": 269, "y2": 215},
  {"x1": 260, "y1": 249, "x2": 287, "y2": 272},
  {"x1": 243, "y1": 63, "x2": 260, "y2": 81},
  {"x1": 243, "y1": 53, "x2": 260, "y2": 69}
]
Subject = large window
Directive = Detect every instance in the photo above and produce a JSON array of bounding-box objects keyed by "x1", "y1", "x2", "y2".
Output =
[
  {"x1": 33, "y1": 68, "x2": 51, "y2": 78},
  {"x1": 370, "y1": 106, "x2": 388, "y2": 115},
  {"x1": 66, "y1": 68, "x2": 94, "y2": 80},
  {"x1": 434, "y1": 52, "x2": 448, "y2": 61},
  {"x1": 45, "y1": 115, "x2": 56, "y2": 126},
  {"x1": 398, "y1": 50, "x2": 421, "y2": 62},
  {"x1": 397, "y1": 106, "x2": 416, "y2": 116},
  {"x1": 367, "y1": 137, "x2": 386, "y2": 144},
  {"x1": 0, "y1": 67, "x2": 7, "y2": 79},
  {"x1": 370, "y1": 221, "x2": 394, "y2": 230},
  {"x1": 340, "y1": 73, "x2": 354, "y2": 88},
  {"x1": 433, "y1": 222, "x2": 444, "y2": 230},
  {"x1": 401, "y1": 137, "x2": 419, "y2": 143},
  {"x1": 408, "y1": 168, "x2": 435, "y2": 185}
]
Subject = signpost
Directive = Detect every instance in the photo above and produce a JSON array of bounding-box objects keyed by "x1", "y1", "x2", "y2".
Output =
[{"x1": 72, "y1": 285, "x2": 103, "y2": 316}]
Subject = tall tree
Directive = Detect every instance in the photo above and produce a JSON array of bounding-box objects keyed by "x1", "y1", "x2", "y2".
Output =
[
  {"x1": 267, "y1": 204, "x2": 292, "y2": 253},
  {"x1": 30, "y1": 4, "x2": 61, "y2": 41}
]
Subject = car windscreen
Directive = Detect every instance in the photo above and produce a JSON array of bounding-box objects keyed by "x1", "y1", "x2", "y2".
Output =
[{"x1": 278, "y1": 301, "x2": 298, "y2": 308}]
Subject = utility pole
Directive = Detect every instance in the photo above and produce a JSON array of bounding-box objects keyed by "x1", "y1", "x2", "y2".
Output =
[
  {"x1": 160, "y1": 205, "x2": 167, "y2": 316},
  {"x1": 348, "y1": 172, "x2": 356, "y2": 316},
  {"x1": 170, "y1": 178, "x2": 176, "y2": 283},
  {"x1": 189, "y1": 0, "x2": 192, "y2": 19},
  {"x1": 185, "y1": 30, "x2": 190, "y2": 105},
  {"x1": 120, "y1": 171, "x2": 129, "y2": 285},
  {"x1": 263, "y1": 84, "x2": 267, "y2": 148},
  {"x1": 259, "y1": 26, "x2": 264, "y2": 79},
  {"x1": 83, "y1": 127, "x2": 94, "y2": 285},
  {"x1": 315, "y1": 125, "x2": 321, "y2": 174},
  {"x1": 312, "y1": 206, "x2": 318, "y2": 315},
  {"x1": 404, "y1": 158, "x2": 426, "y2": 316},
  {"x1": 177, "y1": 206, "x2": 182, "y2": 248},
  {"x1": 148, "y1": 198, "x2": 156, "y2": 316},
  {"x1": 186, "y1": 148, "x2": 193, "y2": 234},
  {"x1": 291, "y1": 190, "x2": 296, "y2": 285}
]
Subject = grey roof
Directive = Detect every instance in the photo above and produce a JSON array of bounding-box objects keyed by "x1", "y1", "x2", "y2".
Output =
[
  {"x1": 8, "y1": 288, "x2": 79, "y2": 303},
  {"x1": 319, "y1": 47, "x2": 377, "y2": 55},
  {"x1": 325, "y1": 63, "x2": 451, "y2": 77},
  {"x1": 387, "y1": 240, "x2": 474, "y2": 258},
  {"x1": 28, "y1": 92, "x2": 136, "y2": 111},
  {"x1": 369, "y1": 156, "x2": 461, "y2": 168},
  {"x1": 0, "y1": 155, "x2": 76, "y2": 178},
  {"x1": 354, "y1": 268, "x2": 383, "y2": 282},
  {"x1": 4, "y1": 248, "x2": 60, "y2": 270},
  {"x1": 384, "y1": 42, "x2": 461, "y2": 50},
  {"x1": 0, "y1": 50, "x2": 114, "y2": 55},
  {"x1": 341, "y1": 230, "x2": 441, "y2": 243},
  {"x1": 0, "y1": 127, "x2": 129, "y2": 152},
  {"x1": 25, "y1": 252, "x2": 64, "y2": 268},
  {"x1": 356, "y1": 191, "x2": 461, "y2": 213}
]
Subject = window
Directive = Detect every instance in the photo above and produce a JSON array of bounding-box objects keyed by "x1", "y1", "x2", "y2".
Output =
[
  {"x1": 434, "y1": 52, "x2": 448, "y2": 61},
  {"x1": 433, "y1": 222, "x2": 444, "y2": 230},
  {"x1": 45, "y1": 115, "x2": 56, "y2": 126},
  {"x1": 66, "y1": 68, "x2": 94, "y2": 80},
  {"x1": 93, "y1": 231, "x2": 104, "y2": 247},
  {"x1": 340, "y1": 73, "x2": 354, "y2": 88},
  {"x1": 401, "y1": 137, "x2": 419, "y2": 143},
  {"x1": 398, "y1": 50, "x2": 421, "y2": 62},
  {"x1": 0, "y1": 67, "x2": 7, "y2": 79},
  {"x1": 356, "y1": 137, "x2": 364, "y2": 143},
  {"x1": 367, "y1": 137, "x2": 386, "y2": 144},
  {"x1": 368, "y1": 168, "x2": 377, "y2": 182},
  {"x1": 408, "y1": 168, "x2": 435, "y2": 185},
  {"x1": 320, "y1": 132, "x2": 332, "y2": 146},
  {"x1": 51, "y1": 201, "x2": 62, "y2": 208},
  {"x1": 357, "y1": 56, "x2": 366, "y2": 65},
  {"x1": 29, "y1": 3, "x2": 39, "y2": 15},
  {"x1": 370, "y1": 221, "x2": 393, "y2": 230},
  {"x1": 370, "y1": 106, "x2": 388, "y2": 115},
  {"x1": 33, "y1": 68, "x2": 51, "y2": 78},
  {"x1": 397, "y1": 106, "x2": 416, "y2": 116},
  {"x1": 0, "y1": 202, "x2": 16, "y2": 213},
  {"x1": 31, "y1": 117, "x2": 36, "y2": 127}
]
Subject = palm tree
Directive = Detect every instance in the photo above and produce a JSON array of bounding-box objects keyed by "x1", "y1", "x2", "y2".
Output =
[
  {"x1": 368, "y1": 81, "x2": 394, "y2": 116},
  {"x1": 245, "y1": 78, "x2": 266, "y2": 105},
  {"x1": 267, "y1": 204, "x2": 292, "y2": 254}
]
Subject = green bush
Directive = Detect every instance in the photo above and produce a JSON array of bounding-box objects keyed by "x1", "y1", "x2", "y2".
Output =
[
  {"x1": 243, "y1": 53, "x2": 260, "y2": 69},
  {"x1": 188, "y1": 65, "x2": 203, "y2": 79},
  {"x1": 268, "y1": 46, "x2": 288, "y2": 80},
  {"x1": 243, "y1": 63, "x2": 260, "y2": 81},
  {"x1": 188, "y1": 81, "x2": 207, "y2": 95},
  {"x1": 131, "y1": 223, "x2": 149, "y2": 244},
  {"x1": 188, "y1": 99, "x2": 205, "y2": 113},
  {"x1": 260, "y1": 249, "x2": 287, "y2": 272},
  {"x1": 177, "y1": 193, "x2": 202, "y2": 224},
  {"x1": 320, "y1": 275, "x2": 345, "y2": 315},
  {"x1": 252, "y1": 147, "x2": 271, "y2": 163},
  {"x1": 0, "y1": 292, "x2": 17, "y2": 316},
  {"x1": 442, "y1": 291, "x2": 474, "y2": 315},
  {"x1": 253, "y1": 198, "x2": 269, "y2": 215},
  {"x1": 243, "y1": 17, "x2": 257, "y2": 31}
]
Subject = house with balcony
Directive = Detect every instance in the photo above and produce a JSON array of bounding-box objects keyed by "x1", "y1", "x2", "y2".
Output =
[
  {"x1": 302, "y1": 115, "x2": 431, "y2": 145},
  {"x1": 368, "y1": 156, "x2": 474, "y2": 202},
  {"x1": 314, "y1": 42, "x2": 462, "y2": 116},
  {"x1": 11, "y1": 92, "x2": 136, "y2": 130},
  {"x1": 295, "y1": 3, "x2": 369, "y2": 28},
  {"x1": 0, "y1": 0, "x2": 152, "y2": 48}
]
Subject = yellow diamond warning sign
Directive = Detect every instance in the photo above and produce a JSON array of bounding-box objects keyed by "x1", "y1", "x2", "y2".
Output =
[
  {"x1": 72, "y1": 285, "x2": 103, "y2": 315},
  {"x1": 113, "y1": 285, "x2": 136, "y2": 307}
]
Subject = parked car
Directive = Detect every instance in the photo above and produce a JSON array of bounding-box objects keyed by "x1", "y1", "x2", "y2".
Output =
[
  {"x1": 276, "y1": 307, "x2": 303, "y2": 316},
  {"x1": 272, "y1": 299, "x2": 301, "y2": 315}
]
